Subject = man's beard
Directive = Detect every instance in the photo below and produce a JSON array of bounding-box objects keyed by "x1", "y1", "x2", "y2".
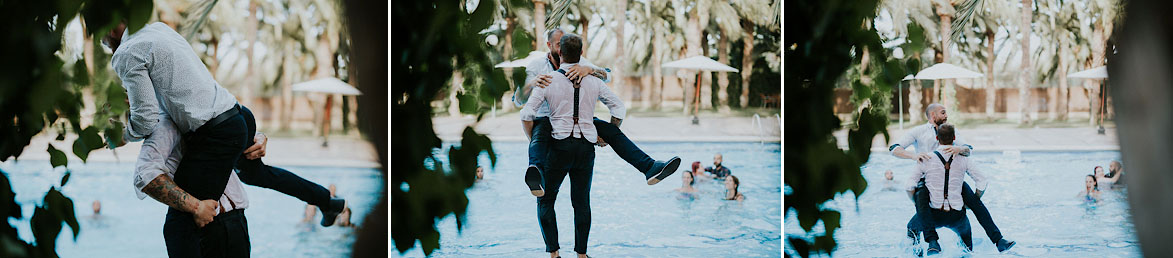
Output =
[
  {"x1": 934, "y1": 117, "x2": 947, "y2": 125},
  {"x1": 550, "y1": 52, "x2": 561, "y2": 64}
]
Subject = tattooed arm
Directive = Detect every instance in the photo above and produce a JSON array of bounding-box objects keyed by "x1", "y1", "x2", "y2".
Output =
[{"x1": 142, "y1": 173, "x2": 219, "y2": 227}]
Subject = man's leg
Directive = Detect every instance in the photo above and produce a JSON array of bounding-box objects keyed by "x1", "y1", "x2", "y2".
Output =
[
  {"x1": 234, "y1": 106, "x2": 340, "y2": 225},
  {"x1": 593, "y1": 118, "x2": 680, "y2": 184},
  {"x1": 961, "y1": 182, "x2": 1003, "y2": 243},
  {"x1": 568, "y1": 139, "x2": 595, "y2": 255},
  {"x1": 537, "y1": 138, "x2": 571, "y2": 254},
  {"x1": 173, "y1": 108, "x2": 249, "y2": 201},
  {"x1": 220, "y1": 210, "x2": 251, "y2": 257},
  {"x1": 526, "y1": 117, "x2": 554, "y2": 196},
  {"x1": 914, "y1": 183, "x2": 940, "y2": 244},
  {"x1": 163, "y1": 209, "x2": 203, "y2": 258},
  {"x1": 945, "y1": 211, "x2": 974, "y2": 251}
]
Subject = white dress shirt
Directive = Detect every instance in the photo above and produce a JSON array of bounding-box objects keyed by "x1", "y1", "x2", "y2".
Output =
[
  {"x1": 133, "y1": 114, "x2": 248, "y2": 212},
  {"x1": 905, "y1": 145, "x2": 989, "y2": 211},
  {"x1": 890, "y1": 122, "x2": 972, "y2": 154},
  {"x1": 520, "y1": 62, "x2": 625, "y2": 143},
  {"x1": 112, "y1": 22, "x2": 238, "y2": 142},
  {"x1": 514, "y1": 56, "x2": 611, "y2": 118}
]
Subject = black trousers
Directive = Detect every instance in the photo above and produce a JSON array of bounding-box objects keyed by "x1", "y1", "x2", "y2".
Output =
[
  {"x1": 234, "y1": 106, "x2": 332, "y2": 207},
  {"x1": 908, "y1": 186, "x2": 973, "y2": 250},
  {"x1": 164, "y1": 209, "x2": 250, "y2": 258},
  {"x1": 173, "y1": 105, "x2": 249, "y2": 201},
  {"x1": 537, "y1": 137, "x2": 595, "y2": 254},
  {"x1": 910, "y1": 182, "x2": 1004, "y2": 244},
  {"x1": 528, "y1": 117, "x2": 656, "y2": 175}
]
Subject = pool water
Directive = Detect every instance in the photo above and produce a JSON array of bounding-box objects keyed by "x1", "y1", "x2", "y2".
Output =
[
  {"x1": 0, "y1": 161, "x2": 383, "y2": 258},
  {"x1": 784, "y1": 151, "x2": 1140, "y2": 257},
  {"x1": 394, "y1": 142, "x2": 782, "y2": 257}
]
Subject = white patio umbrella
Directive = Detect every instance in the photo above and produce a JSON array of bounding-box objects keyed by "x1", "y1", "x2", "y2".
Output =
[
  {"x1": 1068, "y1": 66, "x2": 1108, "y2": 79},
  {"x1": 662, "y1": 56, "x2": 740, "y2": 125},
  {"x1": 494, "y1": 51, "x2": 547, "y2": 68},
  {"x1": 1068, "y1": 66, "x2": 1110, "y2": 134},
  {"x1": 293, "y1": 77, "x2": 361, "y2": 147},
  {"x1": 914, "y1": 63, "x2": 984, "y2": 79}
]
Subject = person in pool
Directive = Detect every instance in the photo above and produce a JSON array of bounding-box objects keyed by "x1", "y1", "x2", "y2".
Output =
[
  {"x1": 1104, "y1": 161, "x2": 1124, "y2": 189},
  {"x1": 677, "y1": 170, "x2": 697, "y2": 193},
  {"x1": 476, "y1": 166, "x2": 485, "y2": 182},
  {"x1": 688, "y1": 161, "x2": 712, "y2": 181},
  {"x1": 882, "y1": 170, "x2": 900, "y2": 191},
  {"x1": 891, "y1": 103, "x2": 1015, "y2": 254},
  {"x1": 1079, "y1": 174, "x2": 1102, "y2": 202},
  {"x1": 904, "y1": 123, "x2": 986, "y2": 255},
  {"x1": 724, "y1": 175, "x2": 745, "y2": 201},
  {"x1": 705, "y1": 153, "x2": 732, "y2": 180}
]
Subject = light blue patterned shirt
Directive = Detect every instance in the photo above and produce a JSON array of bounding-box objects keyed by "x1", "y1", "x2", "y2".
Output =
[{"x1": 112, "y1": 22, "x2": 238, "y2": 142}]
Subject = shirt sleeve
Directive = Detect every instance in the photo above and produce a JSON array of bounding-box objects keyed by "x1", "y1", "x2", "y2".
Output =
[
  {"x1": 113, "y1": 44, "x2": 162, "y2": 142},
  {"x1": 519, "y1": 82, "x2": 547, "y2": 121},
  {"x1": 516, "y1": 58, "x2": 547, "y2": 107},
  {"x1": 965, "y1": 159, "x2": 989, "y2": 191},
  {"x1": 890, "y1": 126, "x2": 919, "y2": 152},
  {"x1": 595, "y1": 79, "x2": 626, "y2": 120},
  {"x1": 578, "y1": 58, "x2": 612, "y2": 83},
  {"x1": 906, "y1": 161, "x2": 928, "y2": 191},
  {"x1": 133, "y1": 116, "x2": 181, "y2": 200}
]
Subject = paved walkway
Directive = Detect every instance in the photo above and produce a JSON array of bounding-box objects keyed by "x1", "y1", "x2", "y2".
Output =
[
  {"x1": 433, "y1": 111, "x2": 782, "y2": 143},
  {"x1": 836, "y1": 125, "x2": 1120, "y2": 152},
  {"x1": 8, "y1": 134, "x2": 381, "y2": 168}
]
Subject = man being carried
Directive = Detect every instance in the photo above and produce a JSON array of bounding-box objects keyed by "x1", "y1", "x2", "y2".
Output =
[{"x1": 905, "y1": 124, "x2": 986, "y2": 254}]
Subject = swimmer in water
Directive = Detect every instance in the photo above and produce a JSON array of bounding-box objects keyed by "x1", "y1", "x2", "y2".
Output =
[{"x1": 1078, "y1": 174, "x2": 1101, "y2": 202}]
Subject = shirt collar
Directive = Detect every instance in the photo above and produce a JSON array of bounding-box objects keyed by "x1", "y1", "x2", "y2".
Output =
[{"x1": 560, "y1": 62, "x2": 579, "y2": 68}]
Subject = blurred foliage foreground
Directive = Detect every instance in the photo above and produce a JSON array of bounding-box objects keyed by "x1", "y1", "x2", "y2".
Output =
[
  {"x1": 785, "y1": 0, "x2": 910, "y2": 256},
  {"x1": 391, "y1": 0, "x2": 524, "y2": 256},
  {"x1": 0, "y1": 0, "x2": 153, "y2": 257}
]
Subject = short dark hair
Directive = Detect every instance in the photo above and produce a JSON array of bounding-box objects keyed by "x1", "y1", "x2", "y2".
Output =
[
  {"x1": 936, "y1": 123, "x2": 955, "y2": 145},
  {"x1": 559, "y1": 33, "x2": 583, "y2": 64}
]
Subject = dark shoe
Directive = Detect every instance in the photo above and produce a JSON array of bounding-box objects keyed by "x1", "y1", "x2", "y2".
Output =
[
  {"x1": 526, "y1": 165, "x2": 545, "y2": 197},
  {"x1": 996, "y1": 239, "x2": 1016, "y2": 253},
  {"x1": 645, "y1": 156, "x2": 682, "y2": 185},
  {"x1": 320, "y1": 198, "x2": 346, "y2": 227},
  {"x1": 926, "y1": 241, "x2": 941, "y2": 255}
]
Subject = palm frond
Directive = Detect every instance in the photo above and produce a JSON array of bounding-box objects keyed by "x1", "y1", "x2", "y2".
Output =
[
  {"x1": 545, "y1": 0, "x2": 574, "y2": 31},
  {"x1": 182, "y1": 0, "x2": 221, "y2": 40},
  {"x1": 950, "y1": 0, "x2": 984, "y2": 44}
]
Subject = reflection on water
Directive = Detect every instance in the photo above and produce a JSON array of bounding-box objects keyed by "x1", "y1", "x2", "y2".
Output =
[
  {"x1": 785, "y1": 151, "x2": 1140, "y2": 257},
  {"x1": 393, "y1": 142, "x2": 782, "y2": 257},
  {"x1": 0, "y1": 161, "x2": 383, "y2": 258}
]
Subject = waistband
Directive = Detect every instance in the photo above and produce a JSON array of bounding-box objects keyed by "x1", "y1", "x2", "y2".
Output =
[{"x1": 198, "y1": 104, "x2": 242, "y2": 132}]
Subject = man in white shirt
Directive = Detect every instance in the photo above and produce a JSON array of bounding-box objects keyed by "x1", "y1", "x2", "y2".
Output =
[
  {"x1": 904, "y1": 123, "x2": 984, "y2": 254},
  {"x1": 520, "y1": 33, "x2": 626, "y2": 258},
  {"x1": 519, "y1": 28, "x2": 681, "y2": 199},
  {"x1": 890, "y1": 103, "x2": 1015, "y2": 254}
]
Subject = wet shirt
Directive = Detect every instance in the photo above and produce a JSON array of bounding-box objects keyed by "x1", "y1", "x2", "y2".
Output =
[
  {"x1": 706, "y1": 165, "x2": 732, "y2": 178},
  {"x1": 905, "y1": 145, "x2": 989, "y2": 211},
  {"x1": 112, "y1": 22, "x2": 238, "y2": 142},
  {"x1": 520, "y1": 62, "x2": 624, "y2": 143},
  {"x1": 133, "y1": 114, "x2": 248, "y2": 212}
]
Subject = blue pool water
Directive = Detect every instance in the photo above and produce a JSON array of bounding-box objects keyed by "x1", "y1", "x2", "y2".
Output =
[
  {"x1": 393, "y1": 142, "x2": 782, "y2": 257},
  {"x1": 785, "y1": 151, "x2": 1139, "y2": 257},
  {"x1": 0, "y1": 161, "x2": 383, "y2": 257}
]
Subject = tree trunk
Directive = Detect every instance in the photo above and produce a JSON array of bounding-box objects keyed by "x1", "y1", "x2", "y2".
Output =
[
  {"x1": 985, "y1": 29, "x2": 997, "y2": 120},
  {"x1": 500, "y1": 17, "x2": 516, "y2": 113},
  {"x1": 534, "y1": 1, "x2": 548, "y2": 49},
  {"x1": 1019, "y1": 0, "x2": 1033, "y2": 124},
  {"x1": 697, "y1": 0, "x2": 712, "y2": 111},
  {"x1": 651, "y1": 28, "x2": 663, "y2": 110},
  {"x1": 614, "y1": 0, "x2": 629, "y2": 105},
  {"x1": 579, "y1": 14, "x2": 589, "y2": 54},
  {"x1": 910, "y1": 75, "x2": 923, "y2": 124},
  {"x1": 1089, "y1": 20, "x2": 1106, "y2": 125},
  {"x1": 242, "y1": 0, "x2": 258, "y2": 109},
  {"x1": 683, "y1": 6, "x2": 701, "y2": 115},
  {"x1": 739, "y1": 19, "x2": 754, "y2": 108},
  {"x1": 1057, "y1": 42, "x2": 1069, "y2": 121},
  {"x1": 717, "y1": 27, "x2": 731, "y2": 113},
  {"x1": 938, "y1": 13, "x2": 957, "y2": 118},
  {"x1": 449, "y1": 69, "x2": 462, "y2": 117}
]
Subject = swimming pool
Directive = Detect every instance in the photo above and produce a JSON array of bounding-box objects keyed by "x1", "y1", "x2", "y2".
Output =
[
  {"x1": 784, "y1": 151, "x2": 1139, "y2": 257},
  {"x1": 0, "y1": 161, "x2": 383, "y2": 258},
  {"x1": 394, "y1": 142, "x2": 782, "y2": 257}
]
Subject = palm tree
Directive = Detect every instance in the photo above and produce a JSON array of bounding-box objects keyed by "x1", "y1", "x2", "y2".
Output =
[
  {"x1": 1017, "y1": 0, "x2": 1033, "y2": 124},
  {"x1": 710, "y1": 0, "x2": 740, "y2": 112}
]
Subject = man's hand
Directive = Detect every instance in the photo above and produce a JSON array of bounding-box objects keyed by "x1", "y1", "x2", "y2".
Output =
[
  {"x1": 916, "y1": 153, "x2": 933, "y2": 162},
  {"x1": 193, "y1": 199, "x2": 218, "y2": 227},
  {"x1": 942, "y1": 146, "x2": 965, "y2": 156},
  {"x1": 975, "y1": 189, "x2": 985, "y2": 199},
  {"x1": 565, "y1": 65, "x2": 592, "y2": 84},
  {"x1": 243, "y1": 132, "x2": 268, "y2": 160},
  {"x1": 596, "y1": 137, "x2": 608, "y2": 147},
  {"x1": 535, "y1": 75, "x2": 553, "y2": 88},
  {"x1": 908, "y1": 190, "x2": 916, "y2": 202}
]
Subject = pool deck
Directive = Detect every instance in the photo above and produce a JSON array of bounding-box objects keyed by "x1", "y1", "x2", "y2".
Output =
[
  {"x1": 837, "y1": 125, "x2": 1120, "y2": 152},
  {"x1": 434, "y1": 112, "x2": 782, "y2": 143},
  {"x1": 8, "y1": 134, "x2": 381, "y2": 168}
]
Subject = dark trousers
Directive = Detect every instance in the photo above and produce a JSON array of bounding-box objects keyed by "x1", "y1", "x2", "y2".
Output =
[
  {"x1": 164, "y1": 209, "x2": 250, "y2": 258},
  {"x1": 528, "y1": 117, "x2": 656, "y2": 174},
  {"x1": 234, "y1": 106, "x2": 332, "y2": 207},
  {"x1": 537, "y1": 137, "x2": 595, "y2": 254},
  {"x1": 174, "y1": 105, "x2": 249, "y2": 202},
  {"x1": 908, "y1": 186, "x2": 973, "y2": 250},
  {"x1": 910, "y1": 182, "x2": 1004, "y2": 244}
]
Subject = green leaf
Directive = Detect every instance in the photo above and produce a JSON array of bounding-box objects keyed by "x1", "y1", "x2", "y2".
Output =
[
  {"x1": 126, "y1": 0, "x2": 154, "y2": 34},
  {"x1": 60, "y1": 171, "x2": 71, "y2": 187},
  {"x1": 104, "y1": 122, "x2": 124, "y2": 149},
  {"x1": 72, "y1": 127, "x2": 103, "y2": 162},
  {"x1": 106, "y1": 81, "x2": 129, "y2": 115},
  {"x1": 47, "y1": 145, "x2": 67, "y2": 168},
  {"x1": 71, "y1": 59, "x2": 89, "y2": 86},
  {"x1": 45, "y1": 189, "x2": 80, "y2": 241}
]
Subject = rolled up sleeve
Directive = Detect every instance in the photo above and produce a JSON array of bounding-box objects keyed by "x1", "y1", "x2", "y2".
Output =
[
  {"x1": 597, "y1": 81, "x2": 626, "y2": 120},
  {"x1": 113, "y1": 45, "x2": 161, "y2": 142},
  {"x1": 133, "y1": 116, "x2": 182, "y2": 200},
  {"x1": 520, "y1": 86, "x2": 546, "y2": 121},
  {"x1": 579, "y1": 58, "x2": 612, "y2": 83}
]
